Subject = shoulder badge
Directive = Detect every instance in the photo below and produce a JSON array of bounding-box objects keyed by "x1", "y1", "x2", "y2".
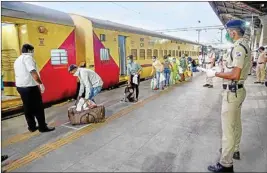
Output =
[{"x1": 236, "y1": 52, "x2": 242, "y2": 57}]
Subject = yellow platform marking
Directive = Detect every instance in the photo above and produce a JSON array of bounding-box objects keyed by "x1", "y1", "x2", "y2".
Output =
[
  {"x1": 3, "y1": 83, "x2": 181, "y2": 172},
  {"x1": 2, "y1": 122, "x2": 56, "y2": 148}
]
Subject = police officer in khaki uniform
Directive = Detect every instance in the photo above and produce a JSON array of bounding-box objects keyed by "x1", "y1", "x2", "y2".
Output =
[
  {"x1": 204, "y1": 19, "x2": 251, "y2": 172},
  {"x1": 203, "y1": 48, "x2": 215, "y2": 88},
  {"x1": 255, "y1": 46, "x2": 266, "y2": 84}
]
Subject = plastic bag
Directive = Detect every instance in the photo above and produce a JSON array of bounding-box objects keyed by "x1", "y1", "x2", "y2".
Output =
[
  {"x1": 76, "y1": 98, "x2": 97, "y2": 111},
  {"x1": 151, "y1": 77, "x2": 157, "y2": 90},
  {"x1": 169, "y1": 72, "x2": 173, "y2": 85},
  {"x1": 76, "y1": 98, "x2": 85, "y2": 111},
  {"x1": 159, "y1": 73, "x2": 165, "y2": 83},
  {"x1": 133, "y1": 74, "x2": 138, "y2": 85}
]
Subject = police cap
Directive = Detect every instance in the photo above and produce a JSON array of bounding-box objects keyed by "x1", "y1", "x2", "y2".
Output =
[{"x1": 225, "y1": 19, "x2": 246, "y2": 32}]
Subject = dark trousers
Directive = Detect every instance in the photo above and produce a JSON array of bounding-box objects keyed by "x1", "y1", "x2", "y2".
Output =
[
  {"x1": 17, "y1": 86, "x2": 47, "y2": 130},
  {"x1": 130, "y1": 75, "x2": 140, "y2": 99}
]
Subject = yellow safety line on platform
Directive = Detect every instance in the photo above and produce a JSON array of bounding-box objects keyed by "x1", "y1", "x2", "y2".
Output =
[
  {"x1": 3, "y1": 82, "x2": 183, "y2": 172},
  {"x1": 2, "y1": 122, "x2": 56, "y2": 148}
]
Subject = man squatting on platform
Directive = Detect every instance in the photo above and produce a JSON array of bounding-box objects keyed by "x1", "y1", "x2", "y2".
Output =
[{"x1": 68, "y1": 64, "x2": 103, "y2": 104}]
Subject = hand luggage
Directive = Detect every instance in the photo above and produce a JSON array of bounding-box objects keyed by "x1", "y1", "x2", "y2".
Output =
[{"x1": 68, "y1": 105, "x2": 105, "y2": 125}]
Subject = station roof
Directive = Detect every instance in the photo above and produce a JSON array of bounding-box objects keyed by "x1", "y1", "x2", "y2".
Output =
[
  {"x1": 80, "y1": 15, "x2": 203, "y2": 46},
  {"x1": 1, "y1": 2, "x2": 74, "y2": 26},
  {"x1": 209, "y1": 2, "x2": 267, "y2": 28}
]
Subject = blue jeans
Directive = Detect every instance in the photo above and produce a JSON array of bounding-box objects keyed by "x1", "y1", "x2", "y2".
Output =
[
  {"x1": 89, "y1": 86, "x2": 102, "y2": 102},
  {"x1": 164, "y1": 68, "x2": 171, "y2": 86},
  {"x1": 155, "y1": 71, "x2": 161, "y2": 89}
]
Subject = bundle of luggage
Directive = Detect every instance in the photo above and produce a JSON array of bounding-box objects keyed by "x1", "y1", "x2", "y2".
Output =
[
  {"x1": 122, "y1": 86, "x2": 135, "y2": 102},
  {"x1": 68, "y1": 98, "x2": 105, "y2": 125}
]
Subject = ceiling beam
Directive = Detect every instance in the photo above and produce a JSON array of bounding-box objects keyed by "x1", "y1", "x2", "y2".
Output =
[
  {"x1": 217, "y1": 5, "x2": 251, "y2": 15},
  {"x1": 228, "y1": 2, "x2": 263, "y2": 15}
]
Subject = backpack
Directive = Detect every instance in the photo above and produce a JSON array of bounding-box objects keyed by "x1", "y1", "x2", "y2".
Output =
[{"x1": 123, "y1": 86, "x2": 135, "y2": 102}]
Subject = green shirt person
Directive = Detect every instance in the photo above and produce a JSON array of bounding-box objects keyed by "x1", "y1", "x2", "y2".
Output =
[
  {"x1": 206, "y1": 19, "x2": 251, "y2": 173},
  {"x1": 179, "y1": 55, "x2": 187, "y2": 72}
]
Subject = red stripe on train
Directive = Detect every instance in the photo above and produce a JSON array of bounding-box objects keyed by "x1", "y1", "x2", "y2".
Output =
[{"x1": 40, "y1": 30, "x2": 77, "y2": 103}]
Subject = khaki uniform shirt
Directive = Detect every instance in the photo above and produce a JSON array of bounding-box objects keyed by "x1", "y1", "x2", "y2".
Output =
[
  {"x1": 225, "y1": 38, "x2": 251, "y2": 84},
  {"x1": 257, "y1": 52, "x2": 267, "y2": 64}
]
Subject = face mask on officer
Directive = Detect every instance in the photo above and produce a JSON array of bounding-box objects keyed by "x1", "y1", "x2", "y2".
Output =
[{"x1": 225, "y1": 31, "x2": 234, "y2": 43}]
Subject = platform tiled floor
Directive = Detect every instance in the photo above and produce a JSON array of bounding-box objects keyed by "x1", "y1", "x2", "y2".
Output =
[{"x1": 2, "y1": 72, "x2": 267, "y2": 172}]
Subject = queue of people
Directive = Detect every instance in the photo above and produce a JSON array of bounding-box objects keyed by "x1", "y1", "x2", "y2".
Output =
[{"x1": 150, "y1": 54, "x2": 193, "y2": 90}]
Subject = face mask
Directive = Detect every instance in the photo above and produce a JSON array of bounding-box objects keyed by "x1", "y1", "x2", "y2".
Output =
[
  {"x1": 127, "y1": 60, "x2": 133, "y2": 64},
  {"x1": 225, "y1": 32, "x2": 234, "y2": 43},
  {"x1": 73, "y1": 70, "x2": 79, "y2": 77}
]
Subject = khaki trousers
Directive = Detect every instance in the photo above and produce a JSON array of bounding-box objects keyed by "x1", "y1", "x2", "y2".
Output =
[
  {"x1": 206, "y1": 63, "x2": 213, "y2": 85},
  {"x1": 220, "y1": 88, "x2": 246, "y2": 167},
  {"x1": 256, "y1": 64, "x2": 266, "y2": 82}
]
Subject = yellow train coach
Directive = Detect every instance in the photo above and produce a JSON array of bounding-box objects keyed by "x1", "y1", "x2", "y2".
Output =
[
  {"x1": 71, "y1": 14, "x2": 202, "y2": 88},
  {"x1": 1, "y1": 2, "x2": 202, "y2": 110}
]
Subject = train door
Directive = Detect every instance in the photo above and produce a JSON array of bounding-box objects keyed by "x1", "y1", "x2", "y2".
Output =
[
  {"x1": 118, "y1": 35, "x2": 127, "y2": 75},
  {"x1": 1, "y1": 23, "x2": 21, "y2": 97}
]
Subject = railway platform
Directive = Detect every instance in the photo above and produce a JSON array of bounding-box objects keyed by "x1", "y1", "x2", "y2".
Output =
[{"x1": 1, "y1": 72, "x2": 267, "y2": 172}]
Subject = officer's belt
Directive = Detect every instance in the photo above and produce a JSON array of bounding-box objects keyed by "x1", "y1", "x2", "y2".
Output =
[
  {"x1": 222, "y1": 84, "x2": 243, "y2": 90},
  {"x1": 258, "y1": 62, "x2": 265, "y2": 64},
  {"x1": 205, "y1": 62, "x2": 211, "y2": 64}
]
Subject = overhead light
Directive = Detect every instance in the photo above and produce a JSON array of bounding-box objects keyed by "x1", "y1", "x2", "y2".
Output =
[
  {"x1": 245, "y1": 22, "x2": 250, "y2": 26},
  {"x1": 261, "y1": 4, "x2": 264, "y2": 7}
]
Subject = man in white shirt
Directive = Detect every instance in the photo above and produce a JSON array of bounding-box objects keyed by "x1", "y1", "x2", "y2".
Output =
[
  {"x1": 14, "y1": 44, "x2": 55, "y2": 133},
  {"x1": 68, "y1": 64, "x2": 103, "y2": 103}
]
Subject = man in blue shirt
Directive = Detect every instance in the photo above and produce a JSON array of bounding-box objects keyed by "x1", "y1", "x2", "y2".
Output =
[{"x1": 127, "y1": 55, "x2": 142, "y2": 102}]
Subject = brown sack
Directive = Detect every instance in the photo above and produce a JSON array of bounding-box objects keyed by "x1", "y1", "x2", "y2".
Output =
[{"x1": 68, "y1": 105, "x2": 105, "y2": 125}]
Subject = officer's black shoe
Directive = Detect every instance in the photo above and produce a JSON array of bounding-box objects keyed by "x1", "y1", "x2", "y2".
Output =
[
  {"x1": 208, "y1": 162, "x2": 233, "y2": 172},
  {"x1": 1, "y1": 155, "x2": 8, "y2": 162},
  {"x1": 203, "y1": 84, "x2": 210, "y2": 87},
  {"x1": 208, "y1": 85, "x2": 213, "y2": 88},
  {"x1": 233, "y1": 152, "x2": 240, "y2": 160},
  {"x1": 39, "y1": 126, "x2": 55, "y2": 133},
  {"x1": 219, "y1": 148, "x2": 240, "y2": 160},
  {"x1": 254, "y1": 81, "x2": 261, "y2": 84},
  {"x1": 28, "y1": 126, "x2": 38, "y2": 132}
]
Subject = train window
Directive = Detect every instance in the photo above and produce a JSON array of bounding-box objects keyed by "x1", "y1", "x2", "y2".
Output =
[
  {"x1": 176, "y1": 50, "x2": 178, "y2": 56},
  {"x1": 147, "y1": 49, "x2": 152, "y2": 59},
  {"x1": 159, "y1": 50, "x2": 163, "y2": 58},
  {"x1": 140, "y1": 49, "x2": 145, "y2": 60},
  {"x1": 100, "y1": 48, "x2": 110, "y2": 60},
  {"x1": 172, "y1": 50, "x2": 175, "y2": 57},
  {"x1": 168, "y1": 50, "x2": 171, "y2": 56},
  {"x1": 51, "y1": 49, "x2": 68, "y2": 65},
  {"x1": 164, "y1": 50, "x2": 167, "y2": 56},
  {"x1": 179, "y1": 51, "x2": 181, "y2": 57},
  {"x1": 100, "y1": 34, "x2": 106, "y2": 42},
  {"x1": 178, "y1": 46, "x2": 180, "y2": 50},
  {"x1": 153, "y1": 49, "x2": 158, "y2": 57},
  {"x1": 131, "y1": 49, "x2": 137, "y2": 60}
]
